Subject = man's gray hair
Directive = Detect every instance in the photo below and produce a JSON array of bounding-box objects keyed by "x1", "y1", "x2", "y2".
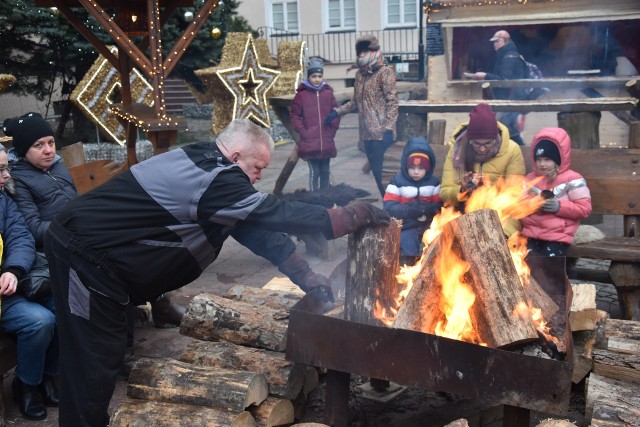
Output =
[{"x1": 217, "y1": 119, "x2": 274, "y2": 153}]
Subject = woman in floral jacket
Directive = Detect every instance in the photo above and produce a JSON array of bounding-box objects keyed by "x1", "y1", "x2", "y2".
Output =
[{"x1": 326, "y1": 35, "x2": 399, "y2": 197}]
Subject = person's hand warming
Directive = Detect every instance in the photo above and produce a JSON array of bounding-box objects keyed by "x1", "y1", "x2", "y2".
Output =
[
  {"x1": 327, "y1": 202, "x2": 390, "y2": 238},
  {"x1": 542, "y1": 199, "x2": 560, "y2": 213},
  {"x1": 383, "y1": 130, "x2": 394, "y2": 145},
  {"x1": 324, "y1": 111, "x2": 338, "y2": 126}
]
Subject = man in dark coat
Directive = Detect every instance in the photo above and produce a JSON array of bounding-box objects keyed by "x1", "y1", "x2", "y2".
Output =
[
  {"x1": 45, "y1": 118, "x2": 390, "y2": 426},
  {"x1": 469, "y1": 30, "x2": 528, "y2": 145}
]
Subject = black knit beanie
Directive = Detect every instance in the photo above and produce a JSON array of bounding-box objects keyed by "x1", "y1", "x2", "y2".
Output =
[
  {"x1": 2, "y1": 112, "x2": 54, "y2": 157},
  {"x1": 534, "y1": 139, "x2": 561, "y2": 166}
]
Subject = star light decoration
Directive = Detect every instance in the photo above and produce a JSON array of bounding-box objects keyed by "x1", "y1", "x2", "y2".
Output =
[
  {"x1": 216, "y1": 36, "x2": 280, "y2": 129},
  {"x1": 70, "y1": 46, "x2": 154, "y2": 145}
]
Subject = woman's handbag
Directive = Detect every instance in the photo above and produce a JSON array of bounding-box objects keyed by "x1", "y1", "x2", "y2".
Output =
[{"x1": 18, "y1": 252, "x2": 52, "y2": 300}]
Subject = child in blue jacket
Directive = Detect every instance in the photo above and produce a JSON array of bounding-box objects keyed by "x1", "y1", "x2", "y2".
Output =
[{"x1": 383, "y1": 137, "x2": 442, "y2": 266}]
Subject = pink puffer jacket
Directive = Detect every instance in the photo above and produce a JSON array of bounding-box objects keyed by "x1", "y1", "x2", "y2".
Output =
[{"x1": 520, "y1": 127, "x2": 592, "y2": 244}]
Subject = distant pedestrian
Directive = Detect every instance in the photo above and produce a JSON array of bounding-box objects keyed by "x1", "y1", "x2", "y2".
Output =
[
  {"x1": 383, "y1": 137, "x2": 442, "y2": 266},
  {"x1": 324, "y1": 35, "x2": 399, "y2": 197},
  {"x1": 468, "y1": 30, "x2": 528, "y2": 145},
  {"x1": 291, "y1": 57, "x2": 339, "y2": 191}
]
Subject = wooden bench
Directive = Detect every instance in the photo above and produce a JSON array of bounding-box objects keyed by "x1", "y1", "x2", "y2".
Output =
[{"x1": 382, "y1": 139, "x2": 640, "y2": 321}]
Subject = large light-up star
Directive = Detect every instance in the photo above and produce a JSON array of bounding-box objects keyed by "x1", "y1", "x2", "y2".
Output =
[{"x1": 216, "y1": 37, "x2": 280, "y2": 128}]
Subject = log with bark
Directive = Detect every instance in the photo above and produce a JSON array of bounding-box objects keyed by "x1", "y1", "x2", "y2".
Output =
[
  {"x1": 110, "y1": 399, "x2": 257, "y2": 427},
  {"x1": 179, "y1": 340, "x2": 305, "y2": 400},
  {"x1": 345, "y1": 219, "x2": 402, "y2": 326},
  {"x1": 127, "y1": 357, "x2": 268, "y2": 412},
  {"x1": 225, "y1": 284, "x2": 302, "y2": 311},
  {"x1": 180, "y1": 293, "x2": 288, "y2": 351},
  {"x1": 585, "y1": 372, "x2": 640, "y2": 422},
  {"x1": 591, "y1": 397, "x2": 640, "y2": 426},
  {"x1": 522, "y1": 275, "x2": 559, "y2": 322},
  {"x1": 248, "y1": 396, "x2": 295, "y2": 427},
  {"x1": 592, "y1": 348, "x2": 640, "y2": 384},
  {"x1": 572, "y1": 309, "x2": 609, "y2": 384},
  {"x1": 392, "y1": 209, "x2": 539, "y2": 348}
]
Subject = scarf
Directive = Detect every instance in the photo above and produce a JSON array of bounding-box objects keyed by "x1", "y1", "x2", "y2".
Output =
[
  {"x1": 355, "y1": 50, "x2": 384, "y2": 74},
  {"x1": 302, "y1": 80, "x2": 326, "y2": 91},
  {"x1": 452, "y1": 129, "x2": 502, "y2": 172}
]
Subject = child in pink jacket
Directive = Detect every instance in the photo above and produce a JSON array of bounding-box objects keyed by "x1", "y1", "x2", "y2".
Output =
[{"x1": 521, "y1": 127, "x2": 592, "y2": 257}]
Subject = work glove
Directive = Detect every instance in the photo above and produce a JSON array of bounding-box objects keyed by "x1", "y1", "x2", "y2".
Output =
[
  {"x1": 542, "y1": 198, "x2": 560, "y2": 213},
  {"x1": 383, "y1": 130, "x2": 394, "y2": 145},
  {"x1": 323, "y1": 111, "x2": 338, "y2": 126},
  {"x1": 278, "y1": 252, "x2": 334, "y2": 303},
  {"x1": 327, "y1": 202, "x2": 390, "y2": 239}
]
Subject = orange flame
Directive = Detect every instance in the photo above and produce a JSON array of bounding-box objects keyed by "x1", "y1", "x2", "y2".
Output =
[{"x1": 374, "y1": 173, "x2": 556, "y2": 346}]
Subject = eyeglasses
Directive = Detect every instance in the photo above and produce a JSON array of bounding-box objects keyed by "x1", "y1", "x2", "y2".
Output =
[
  {"x1": 0, "y1": 166, "x2": 11, "y2": 175},
  {"x1": 470, "y1": 140, "x2": 497, "y2": 149}
]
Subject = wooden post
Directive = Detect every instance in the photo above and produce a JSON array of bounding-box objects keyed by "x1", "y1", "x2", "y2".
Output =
[
  {"x1": 345, "y1": 220, "x2": 402, "y2": 326},
  {"x1": 271, "y1": 104, "x2": 300, "y2": 195},
  {"x1": 557, "y1": 112, "x2": 601, "y2": 149},
  {"x1": 626, "y1": 79, "x2": 640, "y2": 99},
  {"x1": 60, "y1": 142, "x2": 87, "y2": 167},
  {"x1": 481, "y1": 82, "x2": 494, "y2": 100},
  {"x1": 428, "y1": 119, "x2": 447, "y2": 145},
  {"x1": 629, "y1": 122, "x2": 640, "y2": 149}
]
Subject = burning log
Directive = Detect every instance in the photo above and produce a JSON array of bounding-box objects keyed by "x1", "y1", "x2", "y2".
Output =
[
  {"x1": 523, "y1": 275, "x2": 560, "y2": 322},
  {"x1": 179, "y1": 340, "x2": 305, "y2": 400},
  {"x1": 127, "y1": 357, "x2": 268, "y2": 411},
  {"x1": 225, "y1": 285, "x2": 302, "y2": 311},
  {"x1": 180, "y1": 293, "x2": 288, "y2": 351},
  {"x1": 392, "y1": 209, "x2": 539, "y2": 348},
  {"x1": 248, "y1": 396, "x2": 295, "y2": 427},
  {"x1": 110, "y1": 399, "x2": 257, "y2": 427},
  {"x1": 345, "y1": 219, "x2": 402, "y2": 325}
]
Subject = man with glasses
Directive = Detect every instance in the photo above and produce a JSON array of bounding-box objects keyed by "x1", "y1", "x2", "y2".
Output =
[
  {"x1": 468, "y1": 30, "x2": 529, "y2": 146},
  {"x1": 440, "y1": 103, "x2": 525, "y2": 235}
]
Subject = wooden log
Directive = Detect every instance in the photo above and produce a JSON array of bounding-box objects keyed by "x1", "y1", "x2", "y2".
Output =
[
  {"x1": 607, "y1": 337, "x2": 640, "y2": 355},
  {"x1": 249, "y1": 396, "x2": 294, "y2": 427},
  {"x1": 428, "y1": 119, "x2": 447, "y2": 146},
  {"x1": 481, "y1": 82, "x2": 494, "y2": 100},
  {"x1": 629, "y1": 122, "x2": 640, "y2": 149},
  {"x1": 585, "y1": 372, "x2": 639, "y2": 421},
  {"x1": 443, "y1": 419, "x2": 469, "y2": 427},
  {"x1": 345, "y1": 219, "x2": 402, "y2": 326},
  {"x1": 180, "y1": 293, "x2": 288, "y2": 351},
  {"x1": 523, "y1": 275, "x2": 559, "y2": 322},
  {"x1": 608, "y1": 262, "x2": 640, "y2": 289},
  {"x1": 557, "y1": 111, "x2": 600, "y2": 149},
  {"x1": 127, "y1": 357, "x2": 268, "y2": 411},
  {"x1": 179, "y1": 340, "x2": 304, "y2": 400},
  {"x1": 534, "y1": 420, "x2": 578, "y2": 427},
  {"x1": 570, "y1": 283, "x2": 597, "y2": 332},
  {"x1": 592, "y1": 348, "x2": 640, "y2": 384},
  {"x1": 225, "y1": 285, "x2": 302, "y2": 311},
  {"x1": 59, "y1": 141, "x2": 87, "y2": 167},
  {"x1": 591, "y1": 397, "x2": 640, "y2": 426},
  {"x1": 619, "y1": 289, "x2": 640, "y2": 321},
  {"x1": 572, "y1": 309, "x2": 609, "y2": 384},
  {"x1": 110, "y1": 399, "x2": 257, "y2": 427},
  {"x1": 605, "y1": 318, "x2": 640, "y2": 340},
  {"x1": 392, "y1": 209, "x2": 538, "y2": 348}
]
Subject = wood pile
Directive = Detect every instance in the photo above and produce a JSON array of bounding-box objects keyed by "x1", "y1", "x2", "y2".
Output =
[
  {"x1": 110, "y1": 284, "x2": 321, "y2": 427},
  {"x1": 568, "y1": 284, "x2": 640, "y2": 426}
]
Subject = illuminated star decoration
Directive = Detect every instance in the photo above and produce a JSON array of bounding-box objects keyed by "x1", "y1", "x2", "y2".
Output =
[
  {"x1": 216, "y1": 37, "x2": 280, "y2": 128},
  {"x1": 70, "y1": 46, "x2": 154, "y2": 145}
]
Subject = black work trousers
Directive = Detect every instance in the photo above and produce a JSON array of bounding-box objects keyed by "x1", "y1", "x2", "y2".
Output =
[{"x1": 45, "y1": 225, "x2": 129, "y2": 427}]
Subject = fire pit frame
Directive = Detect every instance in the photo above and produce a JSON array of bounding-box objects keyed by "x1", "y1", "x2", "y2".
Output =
[{"x1": 286, "y1": 257, "x2": 574, "y2": 426}]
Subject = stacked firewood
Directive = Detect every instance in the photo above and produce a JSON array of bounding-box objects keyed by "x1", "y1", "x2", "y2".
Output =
[
  {"x1": 110, "y1": 284, "x2": 327, "y2": 427},
  {"x1": 569, "y1": 284, "x2": 640, "y2": 426}
]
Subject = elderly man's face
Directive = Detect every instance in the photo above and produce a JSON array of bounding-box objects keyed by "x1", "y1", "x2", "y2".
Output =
[{"x1": 237, "y1": 143, "x2": 271, "y2": 184}]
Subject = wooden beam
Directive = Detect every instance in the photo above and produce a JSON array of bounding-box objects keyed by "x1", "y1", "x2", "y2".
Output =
[
  {"x1": 146, "y1": 0, "x2": 166, "y2": 117},
  {"x1": 163, "y1": 0, "x2": 220, "y2": 78},
  {"x1": 78, "y1": 0, "x2": 153, "y2": 78},
  {"x1": 461, "y1": 76, "x2": 640, "y2": 90},
  {"x1": 50, "y1": 0, "x2": 118, "y2": 68}
]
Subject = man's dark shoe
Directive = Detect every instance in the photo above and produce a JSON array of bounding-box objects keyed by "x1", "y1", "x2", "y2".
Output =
[
  {"x1": 151, "y1": 295, "x2": 185, "y2": 328},
  {"x1": 13, "y1": 377, "x2": 47, "y2": 420},
  {"x1": 39, "y1": 375, "x2": 59, "y2": 407}
]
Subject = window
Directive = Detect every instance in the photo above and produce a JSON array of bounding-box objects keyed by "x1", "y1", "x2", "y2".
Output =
[
  {"x1": 386, "y1": 0, "x2": 417, "y2": 27},
  {"x1": 271, "y1": 1, "x2": 299, "y2": 33},
  {"x1": 328, "y1": 0, "x2": 356, "y2": 31}
]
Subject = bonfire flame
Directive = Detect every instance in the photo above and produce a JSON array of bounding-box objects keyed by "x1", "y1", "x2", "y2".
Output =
[{"x1": 374, "y1": 174, "x2": 554, "y2": 346}]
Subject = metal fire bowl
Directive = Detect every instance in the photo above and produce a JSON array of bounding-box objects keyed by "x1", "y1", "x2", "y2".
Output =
[{"x1": 286, "y1": 256, "x2": 573, "y2": 415}]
